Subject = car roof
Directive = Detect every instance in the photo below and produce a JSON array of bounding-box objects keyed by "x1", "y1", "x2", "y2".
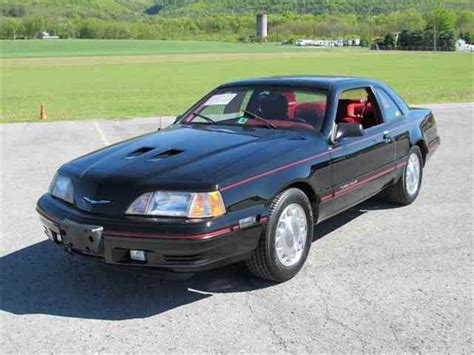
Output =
[{"x1": 218, "y1": 76, "x2": 381, "y2": 90}]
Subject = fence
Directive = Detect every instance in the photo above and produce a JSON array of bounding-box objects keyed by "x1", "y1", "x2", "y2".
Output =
[{"x1": 372, "y1": 45, "x2": 459, "y2": 52}]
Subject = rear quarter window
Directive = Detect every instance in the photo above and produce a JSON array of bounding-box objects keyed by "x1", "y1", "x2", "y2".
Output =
[{"x1": 376, "y1": 89, "x2": 403, "y2": 122}]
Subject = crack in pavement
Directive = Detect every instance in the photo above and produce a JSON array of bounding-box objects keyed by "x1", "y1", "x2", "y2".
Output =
[
  {"x1": 244, "y1": 291, "x2": 291, "y2": 352},
  {"x1": 314, "y1": 281, "x2": 370, "y2": 352}
]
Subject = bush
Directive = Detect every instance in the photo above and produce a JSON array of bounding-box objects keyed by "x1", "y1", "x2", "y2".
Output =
[
  {"x1": 438, "y1": 30, "x2": 456, "y2": 51},
  {"x1": 460, "y1": 31, "x2": 472, "y2": 44},
  {"x1": 360, "y1": 35, "x2": 371, "y2": 47},
  {"x1": 382, "y1": 33, "x2": 396, "y2": 49}
]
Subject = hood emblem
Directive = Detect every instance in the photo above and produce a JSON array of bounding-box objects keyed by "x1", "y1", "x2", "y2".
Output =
[{"x1": 83, "y1": 196, "x2": 111, "y2": 205}]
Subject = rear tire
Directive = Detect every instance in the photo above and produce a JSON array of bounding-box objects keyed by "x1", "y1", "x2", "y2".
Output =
[
  {"x1": 385, "y1": 146, "x2": 423, "y2": 205},
  {"x1": 246, "y1": 188, "x2": 314, "y2": 282}
]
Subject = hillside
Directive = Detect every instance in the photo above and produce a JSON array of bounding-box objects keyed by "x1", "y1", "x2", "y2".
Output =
[
  {"x1": 156, "y1": 0, "x2": 472, "y2": 16},
  {"x1": 1, "y1": 1, "x2": 472, "y2": 42},
  {"x1": 0, "y1": 0, "x2": 155, "y2": 19},
  {"x1": 2, "y1": 0, "x2": 472, "y2": 19}
]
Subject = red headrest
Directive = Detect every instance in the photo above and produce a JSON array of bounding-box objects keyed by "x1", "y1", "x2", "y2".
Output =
[
  {"x1": 281, "y1": 91, "x2": 296, "y2": 103},
  {"x1": 347, "y1": 102, "x2": 365, "y2": 117}
]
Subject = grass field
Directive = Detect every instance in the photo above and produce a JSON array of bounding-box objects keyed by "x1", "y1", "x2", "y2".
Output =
[
  {"x1": 1, "y1": 40, "x2": 472, "y2": 123},
  {"x1": 0, "y1": 39, "x2": 332, "y2": 58}
]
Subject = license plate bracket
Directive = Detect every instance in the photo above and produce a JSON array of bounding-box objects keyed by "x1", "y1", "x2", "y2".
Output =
[{"x1": 59, "y1": 219, "x2": 104, "y2": 254}]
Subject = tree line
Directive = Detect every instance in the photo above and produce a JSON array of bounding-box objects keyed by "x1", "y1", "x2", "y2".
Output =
[
  {"x1": 1, "y1": 2, "x2": 472, "y2": 46},
  {"x1": 373, "y1": 7, "x2": 468, "y2": 51}
]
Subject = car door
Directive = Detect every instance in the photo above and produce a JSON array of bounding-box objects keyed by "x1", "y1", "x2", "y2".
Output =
[{"x1": 323, "y1": 86, "x2": 396, "y2": 216}]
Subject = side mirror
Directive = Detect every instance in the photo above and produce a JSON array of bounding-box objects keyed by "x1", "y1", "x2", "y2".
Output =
[{"x1": 335, "y1": 122, "x2": 364, "y2": 142}]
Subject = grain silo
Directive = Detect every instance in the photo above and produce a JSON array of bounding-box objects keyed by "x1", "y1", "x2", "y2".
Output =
[{"x1": 256, "y1": 14, "x2": 268, "y2": 38}]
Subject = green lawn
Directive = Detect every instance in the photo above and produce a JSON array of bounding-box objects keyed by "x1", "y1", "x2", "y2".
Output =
[
  {"x1": 0, "y1": 39, "x2": 333, "y2": 58},
  {"x1": 1, "y1": 42, "x2": 472, "y2": 123}
]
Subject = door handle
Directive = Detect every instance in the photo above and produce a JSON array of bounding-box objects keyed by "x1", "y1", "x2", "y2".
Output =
[{"x1": 383, "y1": 131, "x2": 392, "y2": 143}]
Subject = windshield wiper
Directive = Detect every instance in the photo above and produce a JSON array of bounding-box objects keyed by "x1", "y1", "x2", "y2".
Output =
[
  {"x1": 242, "y1": 110, "x2": 277, "y2": 129},
  {"x1": 191, "y1": 112, "x2": 215, "y2": 124}
]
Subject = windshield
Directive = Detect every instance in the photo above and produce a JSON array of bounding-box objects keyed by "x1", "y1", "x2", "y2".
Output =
[{"x1": 182, "y1": 86, "x2": 328, "y2": 131}]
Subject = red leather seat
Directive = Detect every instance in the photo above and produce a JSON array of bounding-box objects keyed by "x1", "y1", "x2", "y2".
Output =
[
  {"x1": 281, "y1": 92, "x2": 297, "y2": 118},
  {"x1": 347, "y1": 102, "x2": 365, "y2": 118},
  {"x1": 337, "y1": 100, "x2": 366, "y2": 125},
  {"x1": 294, "y1": 102, "x2": 326, "y2": 129}
]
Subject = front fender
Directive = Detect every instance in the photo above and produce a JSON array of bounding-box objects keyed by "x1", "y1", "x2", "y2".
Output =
[{"x1": 220, "y1": 150, "x2": 332, "y2": 215}]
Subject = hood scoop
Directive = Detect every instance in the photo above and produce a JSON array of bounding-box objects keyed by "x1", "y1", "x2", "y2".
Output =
[
  {"x1": 147, "y1": 149, "x2": 184, "y2": 161},
  {"x1": 125, "y1": 147, "x2": 155, "y2": 159}
]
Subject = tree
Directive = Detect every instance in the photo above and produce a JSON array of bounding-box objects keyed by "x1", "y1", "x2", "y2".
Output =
[
  {"x1": 438, "y1": 31, "x2": 456, "y2": 51},
  {"x1": 460, "y1": 31, "x2": 472, "y2": 44},
  {"x1": 425, "y1": 7, "x2": 455, "y2": 33},
  {"x1": 383, "y1": 32, "x2": 396, "y2": 49},
  {"x1": 1, "y1": 18, "x2": 23, "y2": 39},
  {"x1": 398, "y1": 30, "x2": 426, "y2": 49},
  {"x1": 1, "y1": 1, "x2": 473, "y2": 41},
  {"x1": 78, "y1": 18, "x2": 101, "y2": 39},
  {"x1": 5, "y1": 4, "x2": 26, "y2": 17},
  {"x1": 398, "y1": 30, "x2": 411, "y2": 48},
  {"x1": 23, "y1": 16, "x2": 47, "y2": 38},
  {"x1": 360, "y1": 34, "x2": 372, "y2": 47},
  {"x1": 454, "y1": 10, "x2": 474, "y2": 34},
  {"x1": 398, "y1": 10, "x2": 426, "y2": 32}
]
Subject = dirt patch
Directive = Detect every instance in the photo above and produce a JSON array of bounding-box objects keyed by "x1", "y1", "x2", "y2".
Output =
[{"x1": 0, "y1": 51, "x2": 377, "y2": 68}]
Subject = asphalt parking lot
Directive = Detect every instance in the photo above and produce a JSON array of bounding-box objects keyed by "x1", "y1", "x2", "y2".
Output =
[{"x1": 1, "y1": 103, "x2": 472, "y2": 353}]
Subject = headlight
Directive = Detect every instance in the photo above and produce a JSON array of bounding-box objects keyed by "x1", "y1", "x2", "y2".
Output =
[
  {"x1": 49, "y1": 173, "x2": 74, "y2": 204},
  {"x1": 126, "y1": 191, "x2": 226, "y2": 218}
]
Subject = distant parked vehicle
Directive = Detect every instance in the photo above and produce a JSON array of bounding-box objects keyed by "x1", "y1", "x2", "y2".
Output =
[
  {"x1": 36, "y1": 32, "x2": 59, "y2": 40},
  {"x1": 456, "y1": 39, "x2": 474, "y2": 52},
  {"x1": 295, "y1": 38, "x2": 360, "y2": 47},
  {"x1": 37, "y1": 76, "x2": 440, "y2": 282}
]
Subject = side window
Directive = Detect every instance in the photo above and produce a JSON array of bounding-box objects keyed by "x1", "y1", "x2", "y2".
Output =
[
  {"x1": 376, "y1": 89, "x2": 403, "y2": 122},
  {"x1": 336, "y1": 87, "x2": 383, "y2": 130},
  {"x1": 339, "y1": 88, "x2": 367, "y2": 101}
]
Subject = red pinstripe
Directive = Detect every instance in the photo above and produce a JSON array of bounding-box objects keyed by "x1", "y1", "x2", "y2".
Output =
[
  {"x1": 321, "y1": 161, "x2": 406, "y2": 202},
  {"x1": 395, "y1": 161, "x2": 407, "y2": 169},
  {"x1": 105, "y1": 225, "x2": 237, "y2": 240},
  {"x1": 333, "y1": 166, "x2": 395, "y2": 197},
  {"x1": 220, "y1": 122, "x2": 413, "y2": 193},
  {"x1": 220, "y1": 149, "x2": 337, "y2": 192}
]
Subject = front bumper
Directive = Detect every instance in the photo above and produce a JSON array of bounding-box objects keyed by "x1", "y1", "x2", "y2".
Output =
[{"x1": 37, "y1": 194, "x2": 267, "y2": 272}]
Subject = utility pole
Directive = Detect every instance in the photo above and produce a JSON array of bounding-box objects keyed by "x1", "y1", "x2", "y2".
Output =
[{"x1": 433, "y1": 24, "x2": 437, "y2": 52}]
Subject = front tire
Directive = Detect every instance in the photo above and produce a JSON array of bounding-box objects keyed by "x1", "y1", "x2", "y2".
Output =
[
  {"x1": 385, "y1": 146, "x2": 423, "y2": 205},
  {"x1": 246, "y1": 188, "x2": 314, "y2": 282}
]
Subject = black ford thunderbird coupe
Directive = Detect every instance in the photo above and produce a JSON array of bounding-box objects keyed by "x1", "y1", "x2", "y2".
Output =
[{"x1": 37, "y1": 76, "x2": 440, "y2": 282}]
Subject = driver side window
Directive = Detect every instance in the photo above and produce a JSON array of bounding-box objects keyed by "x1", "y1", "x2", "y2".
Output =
[{"x1": 336, "y1": 87, "x2": 383, "y2": 130}]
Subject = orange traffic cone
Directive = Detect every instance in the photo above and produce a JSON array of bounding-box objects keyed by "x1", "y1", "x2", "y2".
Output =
[{"x1": 40, "y1": 102, "x2": 47, "y2": 120}]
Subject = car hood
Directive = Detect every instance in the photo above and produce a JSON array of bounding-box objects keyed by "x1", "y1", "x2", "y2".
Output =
[{"x1": 60, "y1": 124, "x2": 311, "y2": 214}]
